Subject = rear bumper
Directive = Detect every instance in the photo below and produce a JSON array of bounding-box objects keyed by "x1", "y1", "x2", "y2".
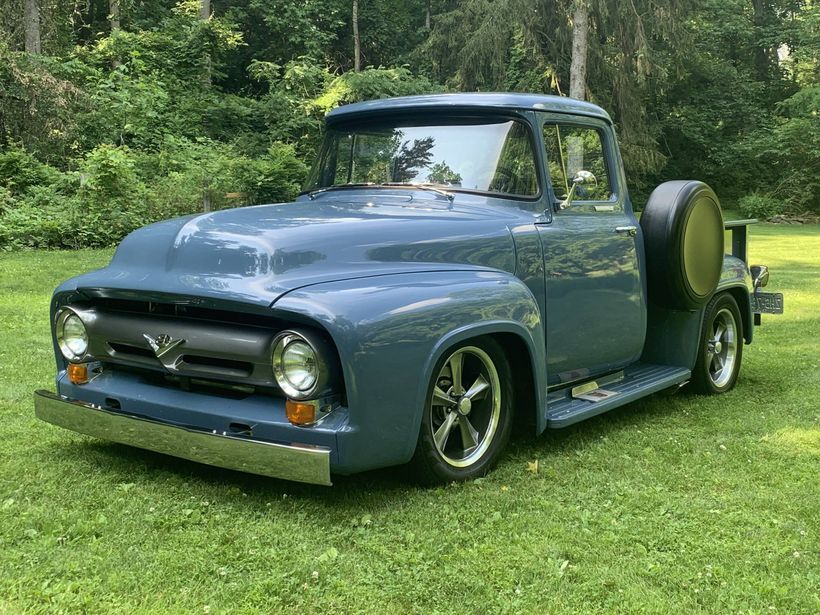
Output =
[{"x1": 34, "y1": 389, "x2": 332, "y2": 485}]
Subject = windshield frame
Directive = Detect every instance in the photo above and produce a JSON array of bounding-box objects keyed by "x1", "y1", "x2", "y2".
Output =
[{"x1": 303, "y1": 112, "x2": 544, "y2": 203}]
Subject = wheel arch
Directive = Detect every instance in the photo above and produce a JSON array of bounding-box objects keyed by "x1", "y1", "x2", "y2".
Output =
[
  {"x1": 420, "y1": 323, "x2": 544, "y2": 439},
  {"x1": 719, "y1": 285, "x2": 753, "y2": 344}
]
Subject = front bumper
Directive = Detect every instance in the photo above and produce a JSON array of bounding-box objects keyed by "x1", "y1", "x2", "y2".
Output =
[{"x1": 34, "y1": 390, "x2": 332, "y2": 485}]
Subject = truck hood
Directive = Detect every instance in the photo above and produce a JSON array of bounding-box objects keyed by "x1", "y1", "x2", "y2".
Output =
[{"x1": 65, "y1": 195, "x2": 517, "y2": 308}]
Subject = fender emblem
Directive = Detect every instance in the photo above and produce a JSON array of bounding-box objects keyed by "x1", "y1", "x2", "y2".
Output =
[{"x1": 143, "y1": 333, "x2": 185, "y2": 358}]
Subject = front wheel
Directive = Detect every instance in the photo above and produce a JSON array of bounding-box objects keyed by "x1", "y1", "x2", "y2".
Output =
[
  {"x1": 409, "y1": 338, "x2": 513, "y2": 483},
  {"x1": 691, "y1": 292, "x2": 744, "y2": 394}
]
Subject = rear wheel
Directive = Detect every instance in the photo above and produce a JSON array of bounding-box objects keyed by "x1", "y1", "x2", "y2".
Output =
[
  {"x1": 409, "y1": 338, "x2": 513, "y2": 483},
  {"x1": 691, "y1": 293, "x2": 744, "y2": 394}
]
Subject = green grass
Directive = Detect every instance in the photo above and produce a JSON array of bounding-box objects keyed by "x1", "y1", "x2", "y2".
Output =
[{"x1": 1, "y1": 225, "x2": 818, "y2": 614}]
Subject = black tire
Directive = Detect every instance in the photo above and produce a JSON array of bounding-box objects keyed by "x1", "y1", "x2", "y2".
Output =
[
  {"x1": 409, "y1": 337, "x2": 513, "y2": 483},
  {"x1": 641, "y1": 180, "x2": 724, "y2": 309},
  {"x1": 690, "y1": 292, "x2": 744, "y2": 394}
]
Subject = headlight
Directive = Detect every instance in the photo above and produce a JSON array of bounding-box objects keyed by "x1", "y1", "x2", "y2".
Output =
[
  {"x1": 56, "y1": 308, "x2": 88, "y2": 362},
  {"x1": 272, "y1": 331, "x2": 323, "y2": 399}
]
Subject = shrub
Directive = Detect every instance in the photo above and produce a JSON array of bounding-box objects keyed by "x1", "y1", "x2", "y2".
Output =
[
  {"x1": 0, "y1": 185, "x2": 77, "y2": 249},
  {"x1": 231, "y1": 143, "x2": 308, "y2": 204},
  {"x1": 76, "y1": 144, "x2": 149, "y2": 244},
  {"x1": 738, "y1": 192, "x2": 783, "y2": 220},
  {"x1": 0, "y1": 147, "x2": 62, "y2": 196}
]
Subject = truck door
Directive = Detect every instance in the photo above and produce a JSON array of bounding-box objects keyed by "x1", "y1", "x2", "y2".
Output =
[{"x1": 536, "y1": 119, "x2": 646, "y2": 386}]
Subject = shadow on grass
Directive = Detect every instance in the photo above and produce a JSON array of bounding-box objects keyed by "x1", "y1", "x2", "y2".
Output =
[{"x1": 38, "y1": 385, "x2": 703, "y2": 509}]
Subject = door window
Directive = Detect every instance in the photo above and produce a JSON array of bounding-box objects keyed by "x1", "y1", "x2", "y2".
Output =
[{"x1": 543, "y1": 124, "x2": 613, "y2": 204}]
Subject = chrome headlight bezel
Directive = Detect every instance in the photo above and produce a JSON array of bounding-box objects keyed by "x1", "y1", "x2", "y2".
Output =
[
  {"x1": 55, "y1": 307, "x2": 89, "y2": 363},
  {"x1": 271, "y1": 330, "x2": 335, "y2": 400}
]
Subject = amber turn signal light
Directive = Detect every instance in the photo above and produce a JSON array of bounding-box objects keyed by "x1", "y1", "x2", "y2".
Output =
[
  {"x1": 67, "y1": 363, "x2": 89, "y2": 385},
  {"x1": 285, "y1": 399, "x2": 316, "y2": 425}
]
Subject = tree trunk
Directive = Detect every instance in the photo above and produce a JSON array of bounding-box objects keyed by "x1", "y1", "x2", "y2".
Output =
[
  {"x1": 569, "y1": 1, "x2": 588, "y2": 101},
  {"x1": 567, "y1": 2, "x2": 589, "y2": 177},
  {"x1": 751, "y1": 0, "x2": 777, "y2": 83},
  {"x1": 109, "y1": 0, "x2": 120, "y2": 31},
  {"x1": 200, "y1": 0, "x2": 212, "y2": 85},
  {"x1": 353, "y1": 0, "x2": 361, "y2": 72},
  {"x1": 24, "y1": 0, "x2": 41, "y2": 54},
  {"x1": 425, "y1": 2, "x2": 431, "y2": 30}
]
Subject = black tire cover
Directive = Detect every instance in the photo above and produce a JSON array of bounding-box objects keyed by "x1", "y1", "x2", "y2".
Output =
[{"x1": 640, "y1": 180, "x2": 724, "y2": 309}]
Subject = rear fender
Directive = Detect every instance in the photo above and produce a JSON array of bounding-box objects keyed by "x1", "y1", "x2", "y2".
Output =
[
  {"x1": 715, "y1": 255, "x2": 754, "y2": 345},
  {"x1": 272, "y1": 270, "x2": 545, "y2": 474},
  {"x1": 641, "y1": 256, "x2": 753, "y2": 369}
]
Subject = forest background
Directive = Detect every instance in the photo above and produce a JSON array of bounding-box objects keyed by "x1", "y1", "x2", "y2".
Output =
[{"x1": 0, "y1": 0, "x2": 817, "y2": 249}]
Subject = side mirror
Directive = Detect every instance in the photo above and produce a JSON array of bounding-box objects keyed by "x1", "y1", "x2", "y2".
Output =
[
  {"x1": 750, "y1": 265, "x2": 769, "y2": 290},
  {"x1": 559, "y1": 170, "x2": 597, "y2": 210}
]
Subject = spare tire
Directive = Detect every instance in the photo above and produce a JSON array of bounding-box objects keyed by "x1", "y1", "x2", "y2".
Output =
[{"x1": 640, "y1": 180, "x2": 724, "y2": 310}]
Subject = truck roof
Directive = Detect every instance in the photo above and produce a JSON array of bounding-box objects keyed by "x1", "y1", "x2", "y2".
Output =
[{"x1": 326, "y1": 92, "x2": 612, "y2": 123}]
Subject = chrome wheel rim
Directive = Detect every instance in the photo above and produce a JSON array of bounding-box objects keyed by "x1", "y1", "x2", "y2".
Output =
[
  {"x1": 706, "y1": 308, "x2": 738, "y2": 388},
  {"x1": 429, "y1": 346, "x2": 501, "y2": 468}
]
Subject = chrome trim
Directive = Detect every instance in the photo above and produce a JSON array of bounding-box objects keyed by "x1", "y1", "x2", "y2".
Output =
[
  {"x1": 615, "y1": 225, "x2": 637, "y2": 237},
  {"x1": 271, "y1": 329, "x2": 338, "y2": 401},
  {"x1": 560, "y1": 170, "x2": 597, "y2": 210},
  {"x1": 272, "y1": 332, "x2": 319, "y2": 399},
  {"x1": 33, "y1": 390, "x2": 332, "y2": 486},
  {"x1": 750, "y1": 265, "x2": 769, "y2": 289},
  {"x1": 55, "y1": 307, "x2": 89, "y2": 363}
]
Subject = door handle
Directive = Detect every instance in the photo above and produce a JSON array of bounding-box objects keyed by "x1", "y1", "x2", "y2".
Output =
[{"x1": 615, "y1": 225, "x2": 637, "y2": 237}]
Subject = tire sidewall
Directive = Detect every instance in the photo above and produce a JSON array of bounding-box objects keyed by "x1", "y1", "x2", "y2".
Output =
[{"x1": 411, "y1": 337, "x2": 514, "y2": 483}]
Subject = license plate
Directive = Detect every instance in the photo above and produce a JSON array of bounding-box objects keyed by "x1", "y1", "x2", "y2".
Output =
[{"x1": 750, "y1": 292, "x2": 784, "y2": 314}]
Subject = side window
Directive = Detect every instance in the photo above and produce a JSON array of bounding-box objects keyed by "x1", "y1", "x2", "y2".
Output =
[{"x1": 543, "y1": 124, "x2": 613, "y2": 204}]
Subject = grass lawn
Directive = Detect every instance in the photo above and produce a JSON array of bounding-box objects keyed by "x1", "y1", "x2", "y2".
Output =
[{"x1": 0, "y1": 224, "x2": 818, "y2": 614}]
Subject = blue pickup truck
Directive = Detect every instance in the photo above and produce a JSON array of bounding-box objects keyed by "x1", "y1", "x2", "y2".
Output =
[{"x1": 35, "y1": 93, "x2": 782, "y2": 485}]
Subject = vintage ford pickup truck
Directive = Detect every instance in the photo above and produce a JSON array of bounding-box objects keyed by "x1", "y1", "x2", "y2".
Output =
[{"x1": 35, "y1": 93, "x2": 783, "y2": 485}]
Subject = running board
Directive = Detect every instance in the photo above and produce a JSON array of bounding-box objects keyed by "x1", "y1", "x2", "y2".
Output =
[{"x1": 546, "y1": 364, "x2": 691, "y2": 428}]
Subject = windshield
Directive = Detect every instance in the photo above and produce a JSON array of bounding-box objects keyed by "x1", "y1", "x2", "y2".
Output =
[{"x1": 305, "y1": 118, "x2": 539, "y2": 197}]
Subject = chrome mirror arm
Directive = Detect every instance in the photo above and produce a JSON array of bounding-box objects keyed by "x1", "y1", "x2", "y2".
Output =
[{"x1": 559, "y1": 170, "x2": 597, "y2": 211}]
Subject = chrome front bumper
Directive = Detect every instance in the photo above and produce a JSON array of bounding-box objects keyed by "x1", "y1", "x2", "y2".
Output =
[{"x1": 34, "y1": 390, "x2": 332, "y2": 485}]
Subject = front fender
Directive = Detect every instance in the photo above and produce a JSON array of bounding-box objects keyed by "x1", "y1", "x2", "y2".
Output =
[{"x1": 271, "y1": 270, "x2": 545, "y2": 474}]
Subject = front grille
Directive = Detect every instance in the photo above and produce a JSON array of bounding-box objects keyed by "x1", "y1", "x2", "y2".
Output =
[
  {"x1": 179, "y1": 355, "x2": 254, "y2": 378},
  {"x1": 108, "y1": 342, "x2": 155, "y2": 358},
  {"x1": 70, "y1": 300, "x2": 283, "y2": 390}
]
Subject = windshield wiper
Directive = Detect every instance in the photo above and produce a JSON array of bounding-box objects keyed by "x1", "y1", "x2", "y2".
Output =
[
  {"x1": 306, "y1": 182, "x2": 455, "y2": 203},
  {"x1": 380, "y1": 183, "x2": 455, "y2": 202},
  {"x1": 305, "y1": 183, "x2": 378, "y2": 200}
]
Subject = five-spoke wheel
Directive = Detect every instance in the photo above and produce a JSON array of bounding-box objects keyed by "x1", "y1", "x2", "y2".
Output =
[
  {"x1": 410, "y1": 338, "x2": 513, "y2": 482},
  {"x1": 692, "y1": 292, "x2": 744, "y2": 394}
]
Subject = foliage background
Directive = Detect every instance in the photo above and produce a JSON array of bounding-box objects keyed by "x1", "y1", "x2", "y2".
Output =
[{"x1": 0, "y1": 0, "x2": 818, "y2": 249}]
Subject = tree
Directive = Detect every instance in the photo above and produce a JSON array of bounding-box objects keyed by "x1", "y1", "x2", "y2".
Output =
[
  {"x1": 110, "y1": 0, "x2": 121, "y2": 32},
  {"x1": 24, "y1": 0, "x2": 41, "y2": 53},
  {"x1": 200, "y1": 0, "x2": 212, "y2": 86},
  {"x1": 353, "y1": 0, "x2": 362, "y2": 71},
  {"x1": 569, "y1": 0, "x2": 588, "y2": 100}
]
